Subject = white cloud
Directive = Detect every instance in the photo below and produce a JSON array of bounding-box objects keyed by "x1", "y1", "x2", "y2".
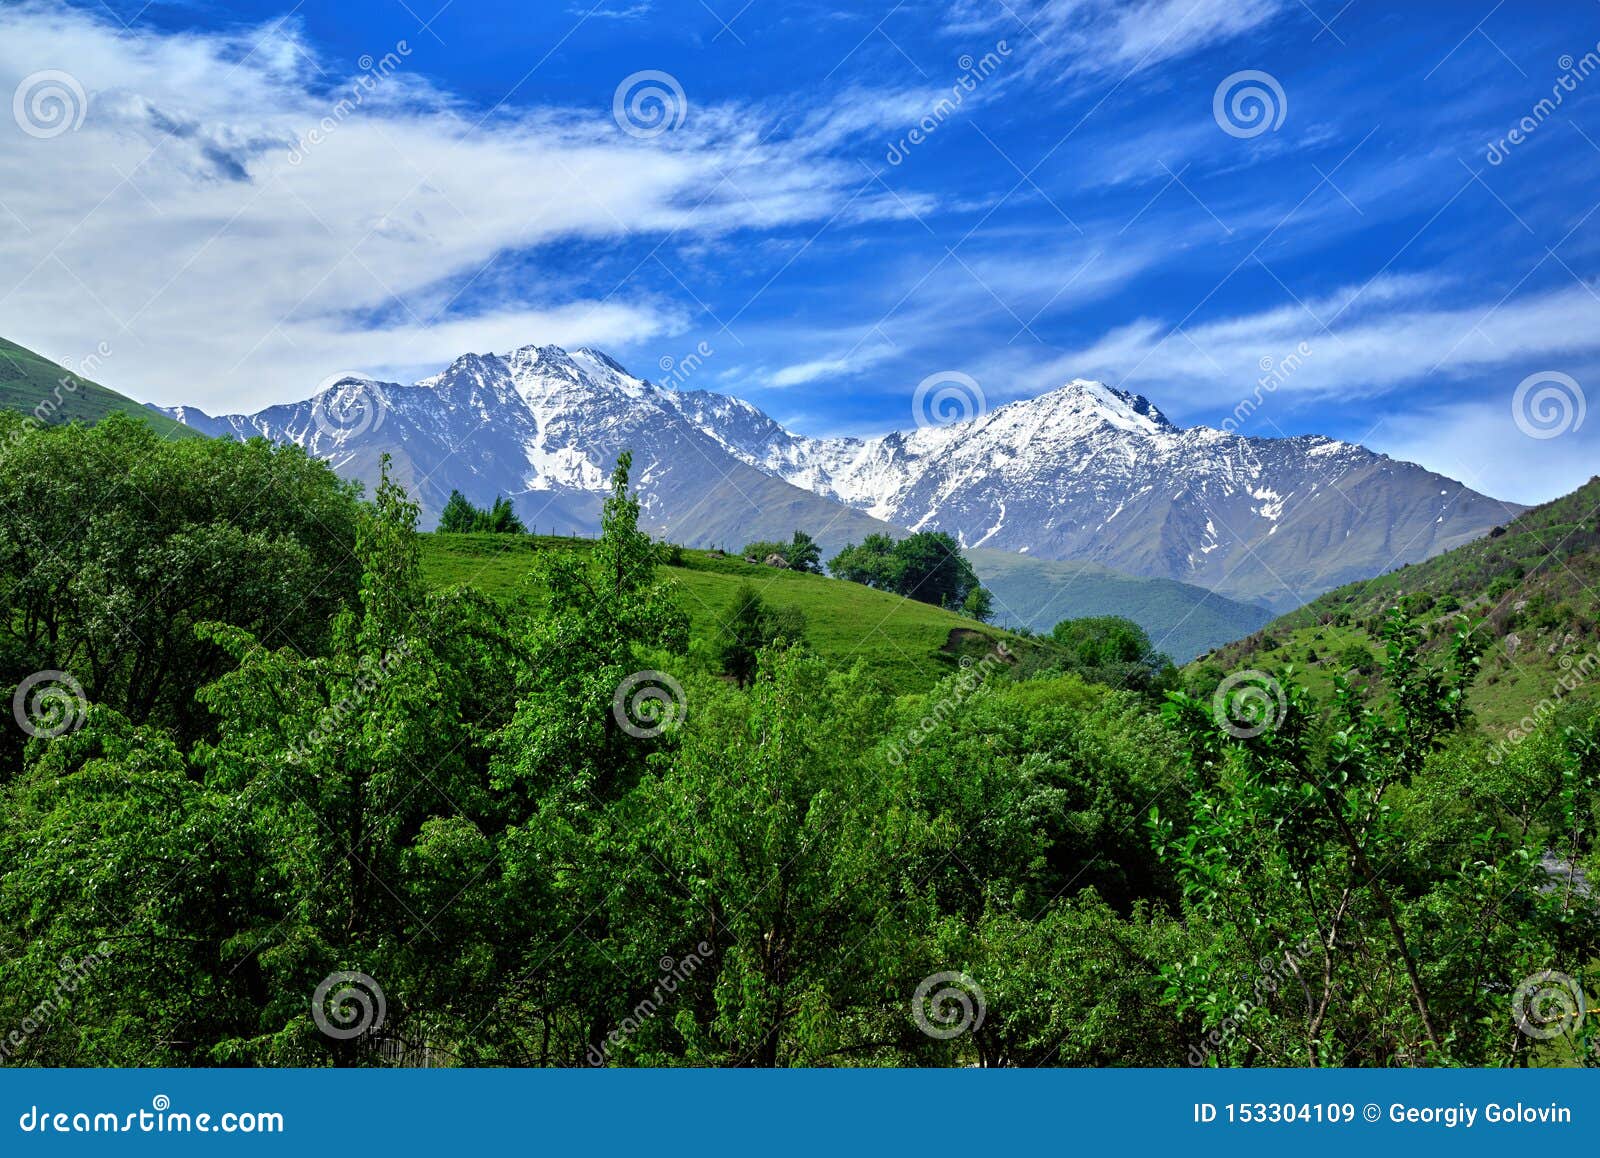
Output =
[
  {"x1": 1035, "y1": 278, "x2": 1600, "y2": 422},
  {"x1": 1373, "y1": 398, "x2": 1598, "y2": 507},
  {"x1": 947, "y1": 0, "x2": 1287, "y2": 79},
  {"x1": 0, "y1": 3, "x2": 929, "y2": 412}
]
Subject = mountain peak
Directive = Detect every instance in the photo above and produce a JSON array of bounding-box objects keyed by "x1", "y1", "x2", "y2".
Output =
[{"x1": 1033, "y1": 377, "x2": 1175, "y2": 435}]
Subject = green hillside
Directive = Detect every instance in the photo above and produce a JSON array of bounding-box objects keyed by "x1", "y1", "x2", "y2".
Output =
[
  {"x1": 0, "y1": 336, "x2": 194, "y2": 440},
  {"x1": 1195, "y1": 476, "x2": 1600, "y2": 733},
  {"x1": 422, "y1": 532, "x2": 1066, "y2": 692},
  {"x1": 969, "y1": 546, "x2": 1271, "y2": 662}
]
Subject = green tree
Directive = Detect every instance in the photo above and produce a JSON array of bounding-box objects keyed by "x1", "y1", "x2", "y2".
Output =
[
  {"x1": 1152, "y1": 609, "x2": 1595, "y2": 1066},
  {"x1": 829, "y1": 531, "x2": 983, "y2": 610},
  {"x1": 438, "y1": 489, "x2": 478, "y2": 532},
  {"x1": 828, "y1": 533, "x2": 902, "y2": 589},
  {"x1": 0, "y1": 412, "x2": 363, "y2": 761},
  {"x1": 437, "y1": 490, "x2": 525, "y2": 534},
  {"x1": 714, "y1": 583, "x2": 807, "y2": 688},
  {"x1": 962, "y1": 585, "x2": 995, "y2": 622},
  {"x1": 1049, "y1": 615, "x2": 1175, "y2": 693},
  {"x1": 786, "y1": 530, "x2": 822, "y2": 574}
]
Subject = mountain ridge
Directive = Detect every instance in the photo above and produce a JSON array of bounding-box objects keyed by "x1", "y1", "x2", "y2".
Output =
[{"x1": 151, "y1": 340, "x2": 1511, "y2": 634}]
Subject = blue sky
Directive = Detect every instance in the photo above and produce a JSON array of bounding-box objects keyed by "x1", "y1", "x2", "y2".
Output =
[{"x1": 1, "y1": 0, "x2": 1597, "y2": 502}]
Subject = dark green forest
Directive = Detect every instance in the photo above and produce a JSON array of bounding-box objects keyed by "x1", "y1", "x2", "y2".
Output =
[{"x1": 0, "y1": 414, "x2": 1595, "y2": 1067}]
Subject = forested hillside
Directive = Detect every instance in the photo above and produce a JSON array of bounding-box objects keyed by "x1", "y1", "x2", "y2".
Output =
[
  {"x1": 0, "y1": 414, "x2": 1593, "y2": 1068},
  {"x1": 1197, "y1": 477, "x2": 1600, "y2": 734}
]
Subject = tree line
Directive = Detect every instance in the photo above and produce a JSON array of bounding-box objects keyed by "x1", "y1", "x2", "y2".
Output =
[{"x1": 0, "y1": 415, "x2": 1593, "y2": 1067}]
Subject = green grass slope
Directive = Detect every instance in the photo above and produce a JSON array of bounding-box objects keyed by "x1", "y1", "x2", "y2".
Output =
[
  {"x1": 0, "y1": 336, "x2": 194, "y2": 440},
  {"x1": 422, "y1": 532, "x2": 1064, "y2": 692},
  {"x1": 969, "y1": 547, "x2": 1271, "y2": 663},
  {"x1": 1195, "y1": 476, "x2": 1600, "y2": 733}
]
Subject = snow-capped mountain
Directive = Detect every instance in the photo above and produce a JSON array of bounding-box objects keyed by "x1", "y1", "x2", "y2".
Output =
[
  {"x1": 160, "y1": 344, "x2": 899, "y2": 557},
  {"x1": 680, "y1": 378, "x2": 1519, "y2": 611},
  {"x1": 156, "y1": 345, "x2": 1516, "y2": 614}
]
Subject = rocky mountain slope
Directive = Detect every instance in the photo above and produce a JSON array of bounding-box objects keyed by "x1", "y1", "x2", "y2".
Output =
[
  {"x1": 153, "y1": 341, "x2": 1508, "y2": 641},
  {"x1": 152, "y1": 343, "x2": 1277, "y2": 656},
  {"x1": 683, "y1": 378, "x2": 1516, "y2": 613}
]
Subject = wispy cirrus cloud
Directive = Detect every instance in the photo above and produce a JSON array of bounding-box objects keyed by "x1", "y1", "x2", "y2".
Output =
[
  {"x1": 1035, "y1": 278, "x2": 1600, "y2": 417},
  {"x1": 946, "y1": 0, "x2": 1288, "y2": 79},
  {"x1": 0, "y1": 2, "x2": 939, "y2": 411}
]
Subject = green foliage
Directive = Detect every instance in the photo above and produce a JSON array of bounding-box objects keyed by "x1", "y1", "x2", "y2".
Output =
[
  {"x1": 1048, "y1": 615, "x2": 1175, "y2": 693},
  {"x1": 962, "y1": 585, "x2": 994, "y2": 623},
  {"x1": 437, "y1": 490, "x2": 526, "y2": 534},
  {"x1": 714, "y1": 582, "x2": 806, "y2": 687},
  {"x1": 0, "y1": 412, "x2": 363, "y2": 761},
  {"x1": 1156, "y1": 609, "x2": 1598, "y2": 1066},
  {"x1": 1, "y1": 430, "x2": 1592, "y2": 1071},
  {"x1": 828, "y1": 530, "x2": 983, "y2": 610}
]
